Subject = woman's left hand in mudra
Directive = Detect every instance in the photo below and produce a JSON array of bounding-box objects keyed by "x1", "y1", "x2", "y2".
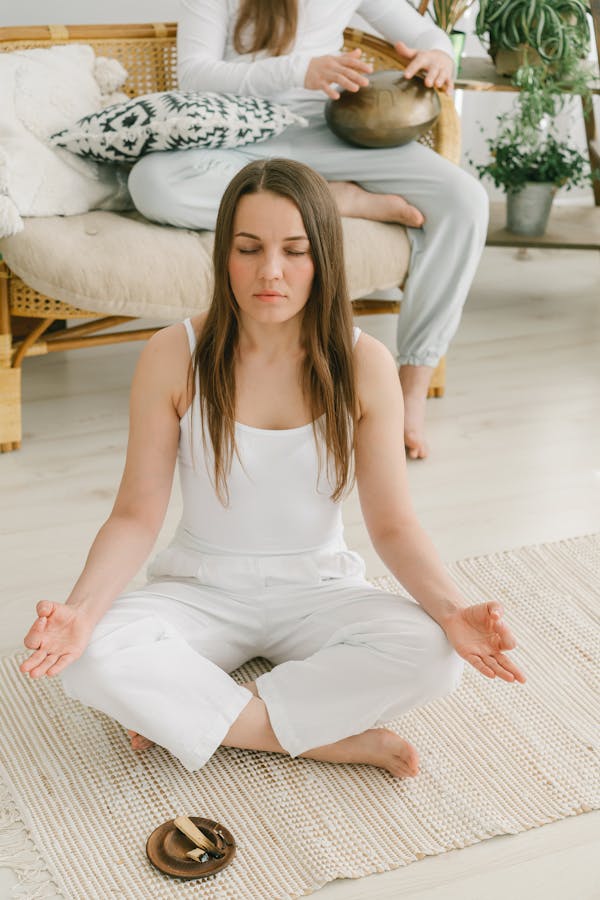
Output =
[
  {"x1": 443, "y1": 602, "x2": 527, "y2": 683},
  {"x1": 395, "y1": 41, "x2": 455, "y2": 92}
]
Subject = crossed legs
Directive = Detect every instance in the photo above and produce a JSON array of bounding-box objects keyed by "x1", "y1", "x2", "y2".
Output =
[
  {"x1": 122, "y1": 583, "x2": 464, "y2": 779},
  {"x1": 128, "y1": 680, "x2": 421, "y2": 778}
]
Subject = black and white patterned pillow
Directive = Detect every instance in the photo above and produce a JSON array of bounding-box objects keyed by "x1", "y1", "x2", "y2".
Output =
[{"x1": 50, "y1": 91, "x2": 307, "y2": 163}]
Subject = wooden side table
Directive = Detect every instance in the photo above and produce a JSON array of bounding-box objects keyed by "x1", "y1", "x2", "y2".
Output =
[{"x1": 487, "y1": 204, "x2": 600, "y2": 250}]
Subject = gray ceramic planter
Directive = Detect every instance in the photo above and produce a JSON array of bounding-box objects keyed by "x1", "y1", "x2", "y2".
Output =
[{"x1": 506, "y1": 182, "x2": 557, "y2": 236}]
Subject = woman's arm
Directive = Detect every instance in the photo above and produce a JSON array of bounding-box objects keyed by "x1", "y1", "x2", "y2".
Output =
[
  {"x1": 354, "y1": 333, "x2": 468, "y2": 629},
  {"x1": 358, "y1": 0, "x2": 456, "y2": 88},
  {"x1": 358, "y1": 0, "x2": 454, "y2": 57},
  {"x1": 20, "y1": 326, "x2": 187, "y2": 679},
  {"x1": 354, "y1": 334, "x2": 526, "y2": 684},
  {"x1": 65, "y1": 327, "x2": 185, "y2": 622},
  {"x1": 177, "y1": 0, "x2": 313, "y2": 95}
]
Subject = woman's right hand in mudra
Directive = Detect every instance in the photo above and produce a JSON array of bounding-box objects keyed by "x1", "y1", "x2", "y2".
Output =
[
  {"x1": 20, "y1": 600, "x2": 94, "y2": 679},
  {"x1": 305, "y1": 48, "x2": 373, "y2": 100}
]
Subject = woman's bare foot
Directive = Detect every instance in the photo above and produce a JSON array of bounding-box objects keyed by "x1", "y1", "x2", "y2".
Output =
[
  {"x1": 308, "y1": 727, "x2": 420, "y2": 778},
  {"x1": 399, "y1": 364, "x2": 433, "y2": 459},
  {"x1": 231, "y1": 688, "x2": 420, "y2": 778},
  {"x1": 127, "y1": 729, "x2": 155, "y2": 752},
  {"x1": 328, "y1": 181, "x2": 425, "y2": 228},
  {"x1": 403, "y1": 394, "x2": 429, "y2": 460}
]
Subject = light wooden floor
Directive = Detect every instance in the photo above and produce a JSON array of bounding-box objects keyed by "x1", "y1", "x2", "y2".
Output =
[{"x1": 1, "y1": 246, "x2": 599, "y2": 899}]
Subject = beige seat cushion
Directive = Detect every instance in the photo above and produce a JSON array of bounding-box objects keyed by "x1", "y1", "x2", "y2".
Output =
[{"x1": 0, "y1": 210, "x2": 410, "y2": 320}]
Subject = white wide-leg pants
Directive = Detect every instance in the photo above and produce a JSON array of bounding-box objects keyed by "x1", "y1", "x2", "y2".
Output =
[
  {"x1": 128, "y1": 115, "x2": 489, "y2": 366},
  {"x1": 61, "y1": 569, "x2": 465, "y2": 772}
]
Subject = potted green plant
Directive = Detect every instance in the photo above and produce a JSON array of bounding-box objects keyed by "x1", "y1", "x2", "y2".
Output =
[
  {"x1": 474, "y1": 115, "x2": 598, "y2": 235},
  {"x1": 415, "y1": 1, "x2": 478, "y2": 72},
  {"x1": 475, "y1": 0, "x2": 591, "y2": 76},
  {"x1": 472, "y1": 0, "x2": 598, "y2": 235}
]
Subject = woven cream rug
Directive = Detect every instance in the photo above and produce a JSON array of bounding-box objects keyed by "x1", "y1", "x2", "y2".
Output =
[{"x1": 1, "y1": 534, "x2": 599, "y2": 899}]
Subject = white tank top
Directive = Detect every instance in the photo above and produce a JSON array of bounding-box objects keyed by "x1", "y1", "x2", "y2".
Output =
[{"x1": 147, "y1": 318, "x2": 366, "y2": 586}]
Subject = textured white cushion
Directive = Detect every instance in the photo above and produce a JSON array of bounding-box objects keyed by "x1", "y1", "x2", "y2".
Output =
[
  {"x1": 0, "y1": 44, "x2": 132, "y2": 238},
  {"x1": 0, "y1": 212, "x2": 410, "y2": 319}
]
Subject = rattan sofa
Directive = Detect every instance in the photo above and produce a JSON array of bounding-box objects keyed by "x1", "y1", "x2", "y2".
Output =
[{"x1": 0, "y1": 22, "x2": 460, "y2": 451}]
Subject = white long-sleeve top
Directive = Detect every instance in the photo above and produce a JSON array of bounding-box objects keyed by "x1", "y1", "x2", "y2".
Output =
[{"x1": 178, "y1": 0, "x2": 454, "y2": 117}]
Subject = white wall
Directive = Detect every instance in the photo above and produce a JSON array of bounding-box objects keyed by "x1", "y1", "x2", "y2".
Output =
[
  {"x1": 2, "y1": 1, "x2": 597, "y2": 206},
  {"x1": 0, "y1": 1, "x2": 179, "y2": 26}
]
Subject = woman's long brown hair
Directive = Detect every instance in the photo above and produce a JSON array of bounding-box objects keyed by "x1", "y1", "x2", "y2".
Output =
[
  {"x1": 233, "y1": 0, "x2": 298, "y2": 57},
  {"x1": 191, "y1": 158, "x2": 357, "y2": 505}
]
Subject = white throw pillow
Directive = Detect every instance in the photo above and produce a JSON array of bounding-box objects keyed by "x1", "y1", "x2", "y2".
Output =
[
  {"x1": 50, "y1": 91, "x2": 308, "y2": 163},
  {"x1": 0, "y1": 44, "x2": 132, "y2": 239}
]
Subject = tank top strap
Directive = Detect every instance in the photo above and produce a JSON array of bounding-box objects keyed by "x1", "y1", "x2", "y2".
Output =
[
  {"x1": 182, "y1": 317, "x2": 196, "y2": 356},
  {"x1": 352, "y1": 325, "x2": 361, "y2": 348}
]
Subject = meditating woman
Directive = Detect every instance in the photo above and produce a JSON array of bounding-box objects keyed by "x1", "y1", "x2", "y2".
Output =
[
  {"x1": 127, "y1": 0, "x2": 489, "y2": 460},
  {"x1": 21, "y1": 159, "x2": 524, "y2": 778}
]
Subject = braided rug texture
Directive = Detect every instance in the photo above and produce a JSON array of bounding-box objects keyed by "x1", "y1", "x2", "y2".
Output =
[{"x1": 0, "y1": 534, "x2": 598, "y2": 899}]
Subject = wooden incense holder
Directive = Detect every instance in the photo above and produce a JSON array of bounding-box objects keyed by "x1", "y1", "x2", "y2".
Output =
[{"x1": 146, "y1": 815, "x2": 236, "y2": 879}]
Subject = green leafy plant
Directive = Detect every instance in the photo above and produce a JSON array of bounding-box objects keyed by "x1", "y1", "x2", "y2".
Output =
[
  {"x1": 476, "y1": 0, "x2": 590, "y2": 64},
  {"x1": 476, "y1": 0, "x2": 595, "y2": 135},
  {"x1": 472, "y1": 0, "x2": 598, "y2": 225},
  {"x1": 474, "y1": 115, "x2": 598, "y2": 192},
  {"x1": 511, "y1": 60, "x2": 594, "y2": 130}
]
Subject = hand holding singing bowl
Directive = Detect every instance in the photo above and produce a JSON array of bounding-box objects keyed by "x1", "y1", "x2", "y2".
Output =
[{"x1": 325, "y1": 69, "x2": 441, "y2": 149}]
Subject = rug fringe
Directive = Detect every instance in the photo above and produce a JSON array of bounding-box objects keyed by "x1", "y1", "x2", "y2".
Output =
[{"x1": 0, "y1": 776, "x2": 61, "y2": 898}]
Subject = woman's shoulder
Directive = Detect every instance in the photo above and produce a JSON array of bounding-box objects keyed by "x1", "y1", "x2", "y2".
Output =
[
  {"x1": 133, "y1": 314, "x2": 209, "y2": 414},
  {"x1": 354, "y1": 330, "x2": 397, "y2": 373},
  {"x1": 353, "y1": 331, "x2": 400, "y2": 416},
  {"x1": 144, "y1": 313, "x2": 208, "y2": 355}
]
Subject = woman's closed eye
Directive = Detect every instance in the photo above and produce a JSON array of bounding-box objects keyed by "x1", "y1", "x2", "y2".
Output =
[{"x1": 235, "y1": 246, "x2": 309, "y2": 256}]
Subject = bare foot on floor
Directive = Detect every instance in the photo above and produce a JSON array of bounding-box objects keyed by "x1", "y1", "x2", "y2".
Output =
[
  {"x1": 335, "y1": 728, "x2": 420, "y2": 778},
  {"x1": 403, "y1": 392, "x2": 429, "y2": 460},
  {"x1": 328, "y1": 181, "x2": 425, "y2": 228},
  {"x1": 127, "y1": 729, "x2": 155, "y2": 752},
  {"x1": 399, "y1": 364, "x2": 432, "y2": 459}
]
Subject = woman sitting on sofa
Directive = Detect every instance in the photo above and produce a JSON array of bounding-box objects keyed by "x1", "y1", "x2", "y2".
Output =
[{"x1": 127, "y1": 0, "x2": 489, "y2": 460}]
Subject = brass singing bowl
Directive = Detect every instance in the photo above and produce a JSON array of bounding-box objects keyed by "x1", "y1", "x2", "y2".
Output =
[{"x1": 325, "y1": 69, "x2": 441, "y2": 149}]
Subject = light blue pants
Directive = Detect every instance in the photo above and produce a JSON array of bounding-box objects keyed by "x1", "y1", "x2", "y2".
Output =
[
  {"x1": 128, "y1": 115, "x2": 489, "y2": 366},
  {"x1": 60, "y1": 571, "x2": 464, "y2": 772}
]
